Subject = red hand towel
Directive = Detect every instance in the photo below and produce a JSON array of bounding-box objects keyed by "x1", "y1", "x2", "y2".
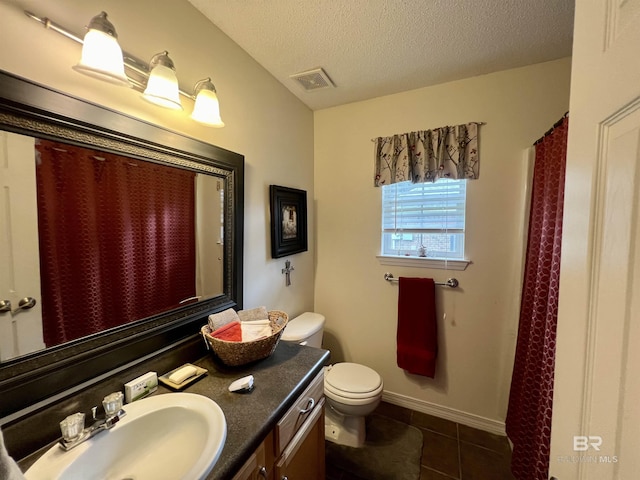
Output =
[
  {"x1": 397, "y1": 277, "x2": 437, "y2": 377},
  {"x1": 211, "y1": 321, "x2": 242, "y2": 342}
]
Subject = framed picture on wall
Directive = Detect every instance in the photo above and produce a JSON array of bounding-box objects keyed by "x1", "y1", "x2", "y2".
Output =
[{"x1": 269, "y1": 185, "x2": 308, "y2": 258}]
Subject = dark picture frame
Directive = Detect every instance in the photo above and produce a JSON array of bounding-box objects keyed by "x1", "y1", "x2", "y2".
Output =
[{"x1": 270, "y1": 185, "x2": 308, "y2": 258}]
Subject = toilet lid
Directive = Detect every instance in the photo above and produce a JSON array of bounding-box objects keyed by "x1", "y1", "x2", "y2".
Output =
[{"x1": 325, "y1": 363, "x2": 382, "y2": 395}]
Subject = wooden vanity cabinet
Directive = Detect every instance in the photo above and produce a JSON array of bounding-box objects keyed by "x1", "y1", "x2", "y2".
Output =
[
  {"x1": 232, "y1": 431, "x2": 273, "y2": 480},
  {"x1": 232, "y1": 369, "x2": 325, "y2": 480},
  {"x1": 274, "y1": 398, "x2": 325, "y2": 480}
]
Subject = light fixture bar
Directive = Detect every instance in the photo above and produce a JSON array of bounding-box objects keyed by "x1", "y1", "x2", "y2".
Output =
[
  {"x1": 24, "y1": 10, "x2": 196, "y2": 101},
  {"x1": 24, "y1": 11, "x2": 84, "y2": 43}
]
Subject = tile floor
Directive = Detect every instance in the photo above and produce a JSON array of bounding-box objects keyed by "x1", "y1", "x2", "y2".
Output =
[{"x1": 326, "y1": 401, "x2": 516, "y2": 480}]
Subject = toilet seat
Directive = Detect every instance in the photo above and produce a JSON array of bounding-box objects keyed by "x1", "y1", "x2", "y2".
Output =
[
  {"x1": 324, "y1": 384, "x2": 383, "y2": 404},
  {"x1": 324, "y1": 363, "x2": 383, "y2": 401}
]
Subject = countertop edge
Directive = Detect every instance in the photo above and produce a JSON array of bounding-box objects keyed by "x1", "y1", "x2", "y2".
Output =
[{"x1": 210, "y1": 347, "x2": 330, "y2": 479}]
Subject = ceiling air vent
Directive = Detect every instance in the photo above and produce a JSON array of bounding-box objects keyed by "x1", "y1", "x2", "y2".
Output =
[{"x1": 290, "y1": 68, "x2": 335, "y2": 91}]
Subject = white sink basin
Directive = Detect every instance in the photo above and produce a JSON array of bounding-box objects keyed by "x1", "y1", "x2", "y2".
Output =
[{"x1": 25, "y1": 393, "x2": 226, "y2": 480}]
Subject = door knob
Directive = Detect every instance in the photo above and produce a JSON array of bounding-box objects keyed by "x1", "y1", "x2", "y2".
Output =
[
  {"x1": 12, "y1": 297, "x2": 36, "y2": 313},
  {"x1": 0, "y1": 300, "x2": 11, "y2": 313}
]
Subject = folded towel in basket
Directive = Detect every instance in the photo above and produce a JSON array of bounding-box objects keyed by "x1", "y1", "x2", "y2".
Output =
[
  {"x1": 208, "y1": 308, "x2": 240, "y2": 331},
  {"x1": 211, "y1": 321, "x2": 242, "y2": 342},
  {"x1": 241, "y1": 320, "x2": 272, "y2": 342},
  {"x1": 238, "y1": 306, "x2": 269, "y2": 322}
]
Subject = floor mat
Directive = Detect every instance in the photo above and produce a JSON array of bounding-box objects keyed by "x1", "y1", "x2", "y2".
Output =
[{"x1": 325, "y1": 414, "x2": 423, "y2": 480}]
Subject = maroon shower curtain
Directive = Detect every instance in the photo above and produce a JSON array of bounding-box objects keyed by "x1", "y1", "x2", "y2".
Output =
[
  {"x1": 506, "y1": 115, "x2": 568, "y2": 479},
  {"x1": 35, "y1": 139, "x2": 196, "y2": 347}
]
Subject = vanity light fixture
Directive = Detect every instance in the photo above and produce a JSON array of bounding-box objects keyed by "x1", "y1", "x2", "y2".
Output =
[
  {"x1": 72, "y1": 12, "x2": 130, "y2": 86},
  {"x1": 190, "y1": 78, "x2": 224, "y2": 127},
  {"x1": 24, "y1": 10, "x2": 224, "y2": 126},
  {"x1": 142, "y1": 51, "x2": 183, "y2": 110}
]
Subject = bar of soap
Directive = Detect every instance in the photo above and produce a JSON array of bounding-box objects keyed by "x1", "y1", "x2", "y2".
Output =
[{"x1": 168, "y1": 365, "x2": 198, "y2": 384}]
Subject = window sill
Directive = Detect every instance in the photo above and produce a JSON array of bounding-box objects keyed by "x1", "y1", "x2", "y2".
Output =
[{"x1": 376, "y1": 255, "x2": 471, "y2": 271}]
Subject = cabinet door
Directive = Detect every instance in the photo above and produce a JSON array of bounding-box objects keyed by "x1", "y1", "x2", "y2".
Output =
[
  {"x1": 274, "y1": 399, "x2": 325, "y2": 480},
  {"x1": 232, "y1": 438, "x2": 270, "y2": 480},
  {"x1": 275, "y1": 369, "x2": 324, "y2": 456}
]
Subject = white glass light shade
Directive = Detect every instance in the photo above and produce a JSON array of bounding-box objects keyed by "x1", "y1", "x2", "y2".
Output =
[
  {"x1": 191, "y1": 88, "x2": 224, "y2": 127},
  {"x1": 143, "y1": 64, "x2": 183, "y2": 110},
  {"x1": 73, "y1": 29, "x2": 130, "y2": 86}
]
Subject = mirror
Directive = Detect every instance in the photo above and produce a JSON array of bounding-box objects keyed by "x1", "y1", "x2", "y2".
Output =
[
  {"x1": 2, "y1": 134, "x2": 227, "y2": 360},
  {"x1": 0, "y1": 70, "x2": 244, "y2": 420}
]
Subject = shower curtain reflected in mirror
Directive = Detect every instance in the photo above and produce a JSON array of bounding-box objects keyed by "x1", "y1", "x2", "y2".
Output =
[{"x1": 35, "y1": 139, "x2": 196, "y2": 346}]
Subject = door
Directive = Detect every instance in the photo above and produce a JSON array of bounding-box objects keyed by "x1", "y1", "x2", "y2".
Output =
[
  {"x1": 0, "y1": 131, "x2": 44, "y2": 360},
  {"x1": 195, "y1": 174, "x2": 224, "y2": 298},
  {"x1": 550, "y1": 1, "x2": 640, "y2": 479}
]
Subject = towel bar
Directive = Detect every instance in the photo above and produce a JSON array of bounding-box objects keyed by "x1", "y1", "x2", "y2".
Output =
[{"x1": 383, "y1": 273, "x2": 459, "y2": 288}]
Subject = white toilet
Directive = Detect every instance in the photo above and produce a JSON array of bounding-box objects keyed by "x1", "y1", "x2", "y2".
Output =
[{"x1": 281, "y1": 312, "x2": 383, "y2": 448}]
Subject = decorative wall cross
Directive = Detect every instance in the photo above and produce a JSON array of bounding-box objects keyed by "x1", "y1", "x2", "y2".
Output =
[{"x1": 282, "y1": 260, "x2": 294, "y2": 287}]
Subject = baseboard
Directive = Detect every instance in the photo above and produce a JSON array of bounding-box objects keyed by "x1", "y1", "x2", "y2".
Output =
[{"x1": 382, "y1": 390, "x2": 506, "y2": 436}]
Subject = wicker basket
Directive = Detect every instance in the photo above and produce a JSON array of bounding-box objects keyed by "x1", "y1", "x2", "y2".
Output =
[{"x1": 201, "y1": 310, "x2": 288, "y2": 366}]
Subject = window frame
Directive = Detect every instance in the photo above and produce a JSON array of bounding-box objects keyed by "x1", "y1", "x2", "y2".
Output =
[{"x1": 378, "y1": 179, "x2": 471, "y2": 271}]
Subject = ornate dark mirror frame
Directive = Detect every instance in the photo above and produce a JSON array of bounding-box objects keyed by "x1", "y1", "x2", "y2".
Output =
[{"x1": 0, "y1": 70, "x2": 244, "y2": 421}]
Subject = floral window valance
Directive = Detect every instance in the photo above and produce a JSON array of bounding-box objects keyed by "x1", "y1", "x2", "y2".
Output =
[{"x1": 373, "y1": 122, "x2": 481, "y2": 186}]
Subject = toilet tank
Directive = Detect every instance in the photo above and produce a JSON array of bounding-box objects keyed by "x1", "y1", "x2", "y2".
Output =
[{"x1": 281, "y1": 312, "x2": 325, "y2": 348}]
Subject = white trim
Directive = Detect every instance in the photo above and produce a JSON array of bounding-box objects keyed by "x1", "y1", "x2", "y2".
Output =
[
  {"x1": 382, "y1": 390, "x2": 506, "y2": 436},
  {"x1": 376, "y1": 255, "x2": 471, "y2": 271}
]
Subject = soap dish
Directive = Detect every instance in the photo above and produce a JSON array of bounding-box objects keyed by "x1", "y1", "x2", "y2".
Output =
[{"x1": 159, "y1": 364, "x2": 208, "y2": 390}]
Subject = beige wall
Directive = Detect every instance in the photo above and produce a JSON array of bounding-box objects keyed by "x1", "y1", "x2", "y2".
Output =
[
  {"x1": 0, "y1": 0, "x2": 315, "y2": 316},
  {"x1": 314, "y1": 57, "x2": 572, "y2": 428}
]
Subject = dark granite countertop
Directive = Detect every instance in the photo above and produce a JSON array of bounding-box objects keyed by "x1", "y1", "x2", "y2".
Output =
[
  {"x1": 16, "y1": 341, "x2": 329, "y2": 480},
  {"x1": 185, "y1": 342, "x2": 329, "y2": 479}
]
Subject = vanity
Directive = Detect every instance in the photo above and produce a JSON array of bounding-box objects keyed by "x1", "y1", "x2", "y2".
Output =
[
  {"x1": 14, "y1": 339, "x2": 329, "y2": 479},
  {"x1": 199, "y1": 341, "x2": 328, "y2": 480},
  {"x1": 176, "y1": 341, "x2": 328, "y2": 480}
]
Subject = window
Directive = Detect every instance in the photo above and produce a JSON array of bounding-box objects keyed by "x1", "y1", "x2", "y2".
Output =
[{"x1": 381, "y1": 179, "x2": 466, "y2": 260}]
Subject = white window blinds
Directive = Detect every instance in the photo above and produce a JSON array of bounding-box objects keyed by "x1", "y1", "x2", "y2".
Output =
[{"x1": 381, "y1": 179, "x2": 466, "y2": 259}]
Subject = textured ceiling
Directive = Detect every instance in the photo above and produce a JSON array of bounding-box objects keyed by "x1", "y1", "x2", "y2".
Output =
[{"x1": 188, "y1": 0, "x2": 575, "y2": 111}]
